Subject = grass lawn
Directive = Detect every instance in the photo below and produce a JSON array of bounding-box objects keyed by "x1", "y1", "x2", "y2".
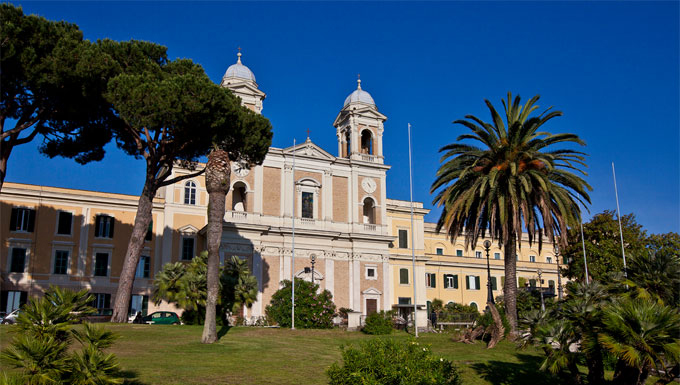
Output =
[{"x1": 0, "y1": 324, "x2": 558, "y2": 384}]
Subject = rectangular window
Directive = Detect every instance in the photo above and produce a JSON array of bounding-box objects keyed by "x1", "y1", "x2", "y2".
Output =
[
  {"x1": 94, "y1": 215, "x2": 114, "y2": 238},
  {"x1": 129, "y1": 295, "x2": 149, "y2": 317},
  {"x1": 546, "y1": 256, "x2": 553, "y2": 264},
  {"x1": 494, "y1": 252, "x2": 501, "y2": 260},
  {"x1": 366, "y1": 267, "x2": 376, "y2": 279},
  {"x1": 456, "y1": 249, "x2": 463, "y2": 257},
  {"x1": 490, "y1": 276, "x2": 498, "y2": 291},
  {"x1": 466, "y1": 275, "x2": 480, "y2": 290},
  {"x1": 398, "y1": 297, "x2": 411, "y2": 305},
  {"x1": 426, "y1": 272, "x2": 436, "y2": 288},
  {"x1": 56, "y1": 211, "x2": 73, "y2": 235},
  {"x1": 436, "y1": 248, "x2": 443, "y2": 255},
  {"x1": 54, "y1": 250, "x2": 69, "y2": 275},
  {"x1": 301, "y1": 192, "x2": 313, "y2": 218},
  {"x1": 444, "y1": 274, "x2": 458, "y2": 289},
  {"x1": 181, "y1": 238, "x2": 195, "y2": 260},
  {"x1": 135, "y1": 256, "x2": 150, "y2": 278},
  {"x1": 184, "y1": 182, "x2": 196, "y2": 205},
  {"x1": 399, "y1": 268, "x2": 409, "y2": 284},
  {"x1": 145, "y1": 221, "x2": 153, "y2": 241},
  {"x1": 9, "y1": 207, "x2": 35, "y2": 232},
  {"x1": 548, "y1": 280, "x2": 555, "y2": 289},
  {"x1": 475, "y1": 251, "x2": 482, "y2": 259},
  {"x1": 529, "y1": 255, "x2": 536, "y2": 263},
  {"x1": 3, "y1": 291, "x2": 27, "y2": 314},
  {"x1": 94, "y1": 253, "x2": 108, "y2": 276},
  {"x1": 398, "y1": 229, "x2": 408, "y2": 249},
  {"x1": 529, "y1": 279, "x2": 537, "y2": 288},
  {"x1": 10, "y1": 248, "x2": 26, "y2": 273},
  {"x1": 91, "y1": 293, "x2": 111, "y2": 309}
]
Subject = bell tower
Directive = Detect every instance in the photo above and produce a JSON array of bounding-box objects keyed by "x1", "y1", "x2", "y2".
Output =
[
  {"x1": 221, "y1": 50, "x2": 266, "y2": 114},
  {"x1": 333, "y1": 76, "x2": 387, "y2": 164}
]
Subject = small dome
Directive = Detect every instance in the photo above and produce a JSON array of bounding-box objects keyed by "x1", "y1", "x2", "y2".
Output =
[
  {"x1": 223, "y1": 52, "x2": 256, "y2": 82},
  {"x1": 343, "y1": 77, "x2": 375, "y2": 107}
]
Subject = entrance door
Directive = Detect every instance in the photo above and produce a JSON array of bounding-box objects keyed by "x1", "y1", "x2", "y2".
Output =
[{"x1": 366, "y1": 299, "x2": 377, "y2": 315}]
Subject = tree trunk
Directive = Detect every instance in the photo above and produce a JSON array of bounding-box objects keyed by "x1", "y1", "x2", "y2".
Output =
[
  {"x1": 486, "y1": 302, "x2": 505, "y2": 349},
  {"x1": 201, "y1": 150, "x2": 230, "y2": 344},
  {"x1": 459, "y1": 325, "x2": 484, "y2": 344},
  {"x1": 586, "y1": 345, "x2": 605, "y2": 385},
  {"x1": 503, "y1": 235, "x2": 519, "y2": 339},
  {"x1": 0, "y1": 138, "x2": 13, "y2": 191},
  {"x1": 111, "y1": 184, "x2": 156, "y2": 322}
]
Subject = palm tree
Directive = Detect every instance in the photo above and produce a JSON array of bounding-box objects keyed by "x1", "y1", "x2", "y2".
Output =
[
  {"x1": 599, "y1": 298, "x2": 680, "y2": 385},
  {"x1": 431, "y1": 92, "x2": 591, "y2": 337},
  {"x1": 201, "y1": 147, "x2": 231, "y2": 344}
]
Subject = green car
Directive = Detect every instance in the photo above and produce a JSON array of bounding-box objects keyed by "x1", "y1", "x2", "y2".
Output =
[{"x1": 142, "y1": 311, "x2": 181, "y2": 325}]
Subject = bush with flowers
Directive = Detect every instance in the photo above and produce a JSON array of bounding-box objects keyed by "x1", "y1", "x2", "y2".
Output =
[
  {"x1": 327, "y1": 338, "x2": 461, "y2": 385},
  {"x1": 265, "y1": 278, "x2": 336, "y2": 328}
]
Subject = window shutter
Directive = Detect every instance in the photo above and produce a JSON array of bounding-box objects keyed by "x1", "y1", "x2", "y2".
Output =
[
  {"x1": 27, "y1": 209, "x2": 36, "y2": 232},
  {"x1": 475, "y1": 276, "x2": 480, "y2": 290},
  {"x1": 431, "y1": 273, "x2": 436, "y2": 288},
  {"x1": 9, "y1": 208, "x2": 18, "y2": 231},
  {"x1": 109, "y1": 218, "x2": 114, "y2": 238},
  {"x1": 94, "y1": 216, "x2": 101, "y2": 237},
  {"x1": 19, "y1": 291, "x2": 28, "y2": 306},
  {"x1": 443, "y1": 275, "x2": 448, "y2": 289},
  {"x1": 453, "y1": 275, "x2": 458, "y2": 289},
  {"x1": 142, "y1": 296, "x2": 149, "y2": 316},
  {"x1": 465, "y1": 276, "x2": 470, "y2": 290},
  {"x1": 144, "y1": 256, "x2": 150, "y2": 278},
  {"x1": 104, "y1": 294, "x2": 111, "y2": 309}
]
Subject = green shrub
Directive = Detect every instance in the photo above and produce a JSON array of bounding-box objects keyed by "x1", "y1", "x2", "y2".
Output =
[
  {"x1": 362, "y1": 311, "x2": 392, "y2": 335},
  {"x1": 327, "y1": 338, "x2": 461, "y2": 385},
  {"x1": 0, "y1": 287, "x2": 127, "y2": 384},
  {"x1": 265, "y1": 278, "x2": 336, "y2": 328}
]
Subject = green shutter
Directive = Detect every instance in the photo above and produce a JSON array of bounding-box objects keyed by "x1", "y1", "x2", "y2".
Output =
[
  {"x1": 453, "y1": 275, "x2": 458, "y2": 289},
  {"x1": 465, "y1": 276, "x2": 470, "y2": 290},
  {"x1": 431, "y1": 273, "x2": 436, "y2": 288},
  {"x1": 475, "y1": 276, "x2": 480, "y2": 290},
  {"x1": 400, "y1": 268, "x2": 408, "y2": 284}
]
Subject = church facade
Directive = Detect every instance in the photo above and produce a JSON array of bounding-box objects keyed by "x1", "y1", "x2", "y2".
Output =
[{"x1": 0, "y1": 53, "x2": 563, "y2": 323}]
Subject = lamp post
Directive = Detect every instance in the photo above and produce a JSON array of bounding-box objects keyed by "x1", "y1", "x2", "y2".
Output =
[
  {"x1": 537, "y1": 269, "x2": 545, "y2": 312},
  {"x1": 554, "y1": 245, "x2": 563, "y2": 300},
  {"x1": 483, "y1": 240, "x2": 494, "y2": 305},
  {"x1": 310, "y1": 255, "x2": 316, "y2": 286}
]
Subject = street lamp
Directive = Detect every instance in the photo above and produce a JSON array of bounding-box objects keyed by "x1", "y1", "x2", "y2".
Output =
[
  {"x1": 483, "y1": 240, "x2": 494, "y2": 304},
  {"x1": 310, "y1": 254, "x2": 316, "y2": 286},
  {"x1": 554, "y1": 244, "x2": 563, "y2": 300},
  {"x1": 537, "y1": 268, "x2": 545, "y2": 312}
]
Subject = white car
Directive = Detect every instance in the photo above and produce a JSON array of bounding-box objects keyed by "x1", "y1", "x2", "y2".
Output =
[{"x1": 1, "y1": 309, "x2": 20, "y2": 324}]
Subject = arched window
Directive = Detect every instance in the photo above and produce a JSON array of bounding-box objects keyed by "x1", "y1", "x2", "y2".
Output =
[
  {"x1": 184, "y1": 181, "x2": 196, "y2": 205},
  {"x1": 363, "y1": 197, "x2": 375, "y2": 224},
  {"x1": 232, "y1": 182, "x2": 246, "y2": 211},
  {"x1": 361, "y1": 130, "x2": 372, "y2": 154},
  {"x1": 345, "y1": 131, "x2": 351, "y2": 158},
  {"x1": 469, "y1": 302, "x2": 478, "y2": 311}
]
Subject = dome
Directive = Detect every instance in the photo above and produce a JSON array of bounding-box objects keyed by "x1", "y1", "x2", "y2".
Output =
[
  {"x1": 223, "y1": 52, "x2": 256, "y2": 82},
  {"x1": 343, "y1": 78, "x2": 375, "y2": 107}
]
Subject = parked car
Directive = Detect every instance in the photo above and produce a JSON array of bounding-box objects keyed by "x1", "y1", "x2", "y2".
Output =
[
  {"x1": 142, "y1": 311, "x2": 181, "y2": 325},
  {"x1": 1, "y1": 309, "x2": 20, "y2": 324}
]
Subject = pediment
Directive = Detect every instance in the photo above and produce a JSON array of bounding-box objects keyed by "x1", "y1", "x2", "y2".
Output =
[
  {"x1": 333, "y1": 107, "x2": 387, "y2": 126},
  {"x1": 283, "y1": 140, "x2": 335, "y2": 161},
  {"x1": 362, "y1": 287, "x2": 382, "y2": 295},
  {"x1": 178, "y1": 224, "x2": 199, "y2": 235},
  {"x1": 222, "y1": 81, "x2": 266, "y2": 97}
]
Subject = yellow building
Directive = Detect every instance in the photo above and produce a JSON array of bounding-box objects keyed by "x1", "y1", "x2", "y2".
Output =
[{"x1": 0, "y1": 53, "x2": 563, "y2": 323}]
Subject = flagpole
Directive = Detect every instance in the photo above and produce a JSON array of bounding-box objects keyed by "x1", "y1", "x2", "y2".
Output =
[
  {"x1": 408, "y1": 123, "x2": 418, "y2": 338},
  {"x1": 291, "y1": 138, "x2": 296, "y2": 329},
  {"x1": 612, "y1": 162, "x2": 627, "y2": 279}
]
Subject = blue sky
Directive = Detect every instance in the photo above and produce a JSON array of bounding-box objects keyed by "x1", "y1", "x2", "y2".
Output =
[{"x1": 7, "y1": 1, "x2": 679, "y2": 234}]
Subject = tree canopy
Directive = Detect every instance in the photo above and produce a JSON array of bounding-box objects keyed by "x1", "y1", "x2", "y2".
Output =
[{"x1": 0, "y1": 4, "x2": 121, "y2": 189}]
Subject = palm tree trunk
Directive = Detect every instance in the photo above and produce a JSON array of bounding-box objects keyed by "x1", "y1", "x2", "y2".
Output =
[
  {"x1": 111, "y1": 183, "x2": 156, "y2": 322},
  {"x1": 201, "y1": 149, "x2": 230, "y2": 344},
  {"x1": 486, "y1": 301, "x2": 505, "y2": 348},
  {"x1": 503, "y1": 234, "x2": 519, "y2": 339}
]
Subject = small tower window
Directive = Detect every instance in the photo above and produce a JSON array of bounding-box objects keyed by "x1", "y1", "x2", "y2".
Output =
[
  {"x1": 345, "y1": 131, "x2": 351, "y2": 158},
  {"x1": 363, "y1": 197, "x2": 375, "y2": 224},
  {"x1": 361, "y1": 130, "x2": 373, "y2": 155},
  {"x1": 232, "y1": 182, "x2": 246, "y2": 211}
]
